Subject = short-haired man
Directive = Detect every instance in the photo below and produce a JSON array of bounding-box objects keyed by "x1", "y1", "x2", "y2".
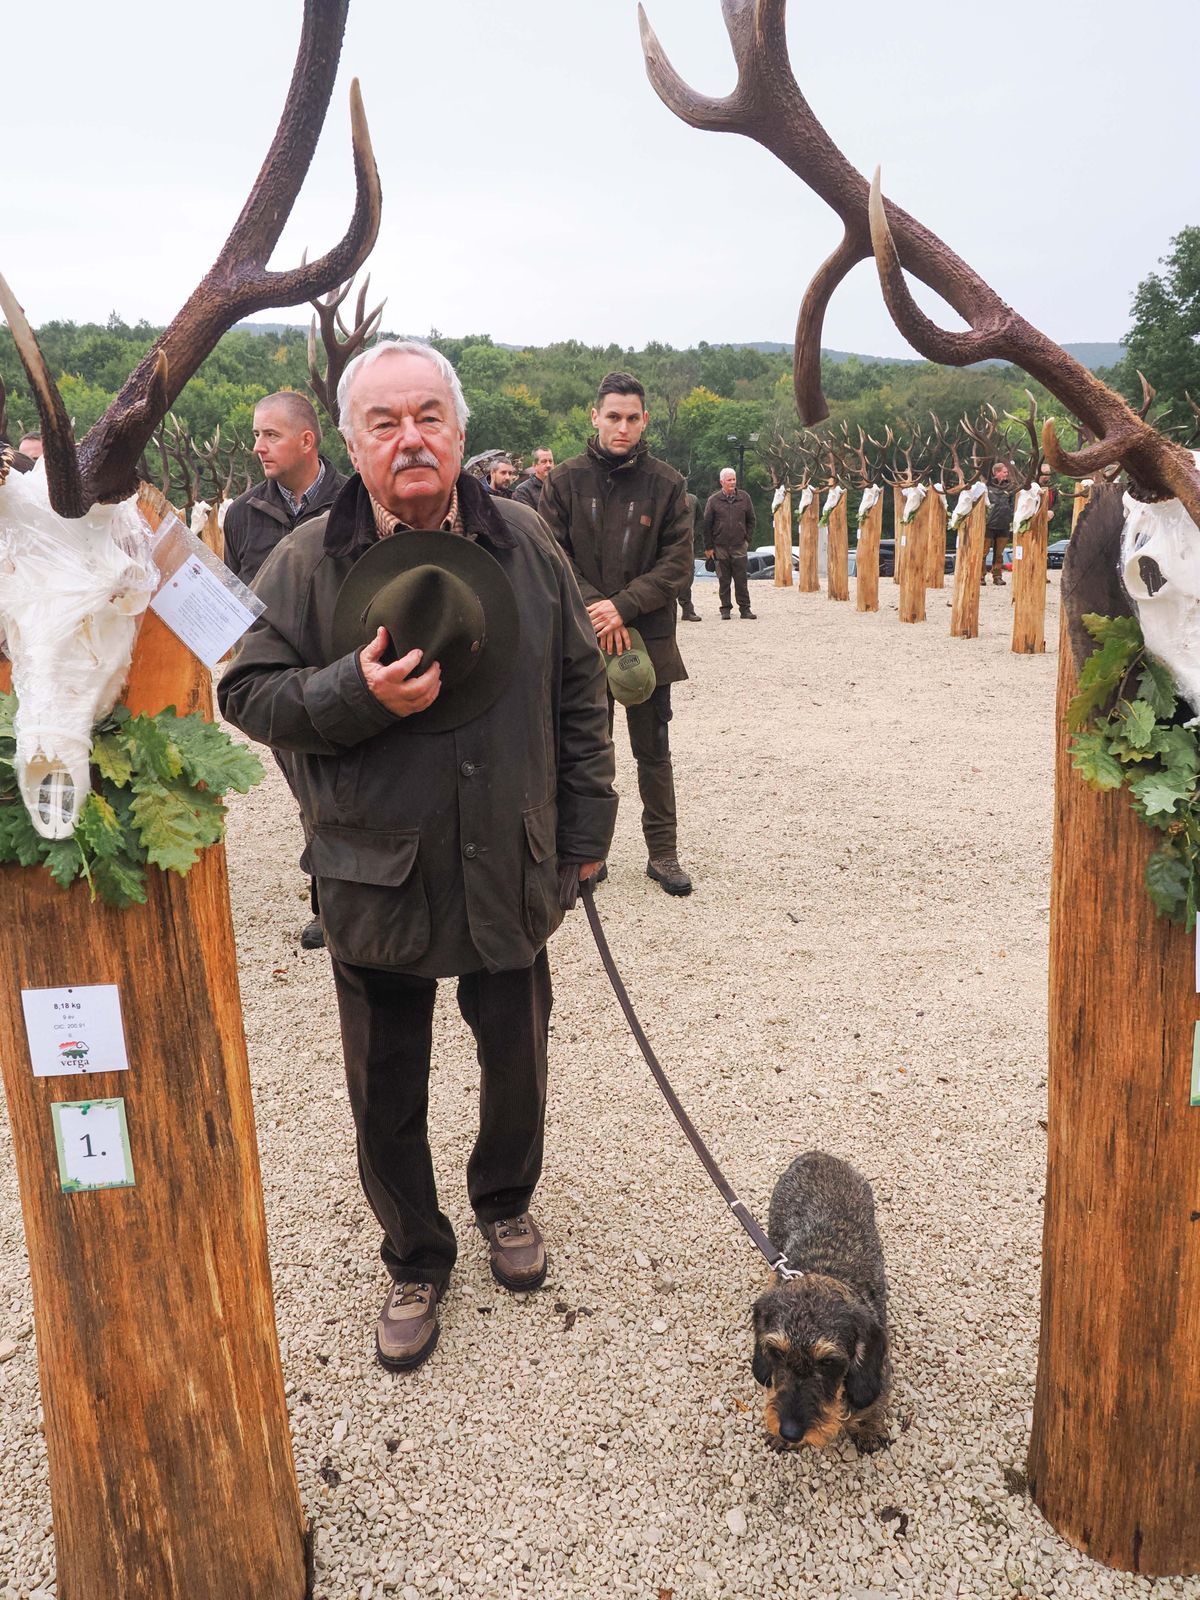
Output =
[
  {"x1": 703, "y1": 467, "x2": 757, "y2": 620},
  {"x1": 512, "y1": 446, "x2": 554, "y2": 509},
  {"x1": 540, "y1": 372, "x2": 695, "y2": 896},
  {"x1": 219, "y1": 341, "x2": 616, "y2": 1371},
  {"x1": 984, "y1": 461, "x2": 1013, "y2": 586},
  {"x1": 487, "y1": 456, "x2": 516, "y2": 497},
  {"x1": 17, "y1": 432, "x2": 42, "y2": 460},
  {"x1": 223, "y1": 391, "x2": 345, "y2": 587}
]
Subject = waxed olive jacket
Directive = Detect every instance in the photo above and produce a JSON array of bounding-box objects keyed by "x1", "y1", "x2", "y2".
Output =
[
  {"x1": 217, "y1": 472, "x2": 617, "y2": 977},
  {"x1": 538, "y1": 438, "x2": 693, "y2": 685}
]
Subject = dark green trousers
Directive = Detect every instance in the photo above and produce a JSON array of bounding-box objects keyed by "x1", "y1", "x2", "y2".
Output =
[{"x1": 609, "y1": 684, "x2": 678, "y2": 857}]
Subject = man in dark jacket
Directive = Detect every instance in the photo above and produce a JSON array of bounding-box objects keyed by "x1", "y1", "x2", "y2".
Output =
[
  {"x1": 512, "y1": 445, "x2": 554, "y2": 509},
  {"x1": 222, "y1": 391, "x2": 344, "y2": 585},
  {"x1": 984, "y1": 461, "x2": 1013, "y2": 586},
  {"x1": 219, "y1": 341, "x2": 616, "y2": 1372},
  {"x1": 539, "y1": 371, "x2": 695, "y2": 896},
  {"x1": 703, "y1": 467, "x2": 757, "y2": 619},
  {"x1": 678, "y1": 485, "x2": 702, "y2": 622}
]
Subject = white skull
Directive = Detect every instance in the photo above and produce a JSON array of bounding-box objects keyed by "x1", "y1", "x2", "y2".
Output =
[
  {"x1": 218, "y1": 498, "x2": 233, "y2": 527},
  {"x1": 797, "y1": 486, "x2": 815, "y2": 517},
  {"x1": 771, "y1": 484, "x2": 786, "y2": 513},
  {"x1": 933, "y1": 483, "x2": 947, "y2": 509},
  {"x1": 0, "y1": 462, "x2": 156, "y2": 838},
  {"x1": 901, "y1": 483, "x2": 928, "y2": 524},
  {"x1": 821, "y1": 484, "x2": 844, "y2": 517},
  {"x1": 1013, "y1": 482, "x2": 1044, "y2": 535},
  {"x1": 189, "y1": 500, "x2": 213, "y2": 535},
  {"x1": 949, "y1": 479, "x2": 988, "y2": 531},
  {"x1": 857, "y1": 483, "x2": 882, "y2": 524},
  {"x1": 1121, "y1": 462, "x2": 1200, "y2": 722}
]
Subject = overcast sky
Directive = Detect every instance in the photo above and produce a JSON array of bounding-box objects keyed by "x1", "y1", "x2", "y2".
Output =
[{"x1": 5, "y1": 0, "x2": 1195, "y2": 359}]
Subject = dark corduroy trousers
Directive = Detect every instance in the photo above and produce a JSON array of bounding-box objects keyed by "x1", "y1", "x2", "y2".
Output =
[
  {"x1": 609, "y1": 684, "x2": 678, "y2": 858},
  {"x1": 330, "y1": 949, "x2": 552, "y2": 1293}
]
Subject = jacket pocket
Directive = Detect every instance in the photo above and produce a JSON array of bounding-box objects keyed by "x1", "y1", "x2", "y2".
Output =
[
  {"x1": 521, "y1": 799, "x2": 560, "y2": 949},
  {"x1": 301, "y1": 824, "x2": 431, "y2": 970}
]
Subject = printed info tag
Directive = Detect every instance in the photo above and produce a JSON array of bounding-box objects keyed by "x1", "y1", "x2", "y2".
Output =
[
  {"x1": 148, "y1": 511, "x2": 264, "y2": 667},
  {"x1": 51, "y1": 1099, "x2": 136, "y2": 1192},
  {"x1": 21, "y1": 984, "x2": 130, "y2": 1077}
]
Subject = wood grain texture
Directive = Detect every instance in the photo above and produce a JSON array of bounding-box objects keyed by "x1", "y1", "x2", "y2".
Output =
[
  {"x1": 1027, "y1": 619, "x2": 1200, "y2": 1575},
  {"x1": 891, "y1": 486, "x2": 903, "y2": 583},
  {"x1": 949, "y1": 498, "x2": 987, "y2": 639},
  {"x1": 826, "y1": 495, "x2": 849, "y2": 602},
  {"x1": 772, "y1": 490, "x2": 793, "y2": 587},
  {"x1": 897, "y1": 495, "x2": 928, "y2": 624},
  {"x1": 0, "y1": 486, "x2": 306, "y2": 1598},
  {"x1": 1011, "y1": 499, "x2": 1049, "y2": 654},
  {"x1": 797, "y1": 496, "x2": 820, "y2": 593},
  {"x1": 924, "y1": 490, "x2": 948, "y2": 590},
  {"x1": 855, "y1": 495, "x2": 882, "y2": 613}
]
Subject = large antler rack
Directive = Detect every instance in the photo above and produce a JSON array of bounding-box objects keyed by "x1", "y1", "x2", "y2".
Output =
[
  {"x1": 0, "y1": 0, "x2": 381, "y2": 518},
  {"x1": 639, "y1": 0, "x2": 1200, "y2": 524},
  {"x1": 308, "y1": 270, "x2": 386, "y2": 428}
]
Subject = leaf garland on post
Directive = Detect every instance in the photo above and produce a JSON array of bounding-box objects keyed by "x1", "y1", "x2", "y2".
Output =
[
  {"x1": 0, "y1": 692, "x2": 263, "y2": 908},
  {"x1": 1067, "y1": 615, "x2": 1200, "y2": 928}
]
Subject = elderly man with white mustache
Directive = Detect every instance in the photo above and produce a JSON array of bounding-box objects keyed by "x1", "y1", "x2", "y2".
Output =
[{"x1": 220, "y1": 340, "x2": 617, "y2": 1372}]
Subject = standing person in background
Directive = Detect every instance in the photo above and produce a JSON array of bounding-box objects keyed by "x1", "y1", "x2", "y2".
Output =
[
  {"x1": 17, "y1": 431, "x2": 42, "y2": 460},
  {"x1": 540, "y1": 371, "x2": 696, "y2": 897},
  {"x1": 487, "y1": 456, "x2": 516, "y2": 497},
  {"x1": 678, "y1": 481, "x2": 703, "y2": 622},
  {"x1": 983, "y1": 461, "x2": 1013, "y2": 587},
  {"x1": 703, "y1": 467, "x2": 756, "y2": 620},
  {"x1": 514, "y1": 446, "x2": 554, "y2": 509}
]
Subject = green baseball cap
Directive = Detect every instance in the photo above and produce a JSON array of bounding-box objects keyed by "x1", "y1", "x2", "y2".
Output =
[{"x1": 604, "y1": 628, "x2": 656, "y2": 707}]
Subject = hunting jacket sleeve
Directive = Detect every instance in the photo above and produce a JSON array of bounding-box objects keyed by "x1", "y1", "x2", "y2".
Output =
[
  {"x1": 217, "y1": 534, "x2": 399, "y2": 756},
  {"x1": 610, "y1": 477, "x2": 694, "y2": 625},
  {"x1": 537, "y1": 474, "x2": 605, "y2": 607}
]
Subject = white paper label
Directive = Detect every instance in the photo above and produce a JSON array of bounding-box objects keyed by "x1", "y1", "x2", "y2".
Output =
[
  {"x1": 52, "y1": 1099, "x2": 135, "y2": 1191},
  {"x1": 1014, "y1": 546, "x2": 1024, "y2": 560},
  {"x1": 21, "y1": 984, "x2": 130, "y2": 1077},
  {"x1": 900, "y1": 536, "x2": 907, "y2": 547},
  {"x1": 150, "y1": 556, "x2": 259, "y2": 667}
]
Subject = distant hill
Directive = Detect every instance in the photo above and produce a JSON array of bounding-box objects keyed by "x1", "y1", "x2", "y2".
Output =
[{"x1": 233, "y1": 322, "x2": 1125, "y2": 372}]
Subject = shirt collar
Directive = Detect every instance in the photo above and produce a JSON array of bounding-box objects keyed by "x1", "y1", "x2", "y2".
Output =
[
  {"x1": 370, "y1": 483, "x2": 463, "y2": 539},
  {"x1": 277, "y1": 459, "x2": 326, "y2": 517}
]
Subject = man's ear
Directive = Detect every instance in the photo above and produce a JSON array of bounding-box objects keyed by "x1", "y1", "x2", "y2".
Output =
[
  {"x1": 345, "y1": 431, "x2": 360, "y2": 471},
  {"x1": 590, "y1": 408, "x2": 600, "y2": 430}
]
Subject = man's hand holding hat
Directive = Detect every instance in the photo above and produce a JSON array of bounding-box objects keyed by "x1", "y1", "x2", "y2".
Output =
[{"x1": 360, "y1": 628, "x2": 443, "y2": 718}]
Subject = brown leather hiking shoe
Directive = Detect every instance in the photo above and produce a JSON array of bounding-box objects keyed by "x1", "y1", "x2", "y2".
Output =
[
  {"x1": 479, "y1": 1213, "x2": 547, "y2": 1290},
  {"x1": 376, "y1": 1281, "x2": 439, "y2": 1371},
  {"x1": 647, "y1": 855, "x2": 693, "y2": 896}
]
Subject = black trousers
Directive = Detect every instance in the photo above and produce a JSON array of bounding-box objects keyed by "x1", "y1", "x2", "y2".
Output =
[
  {"x1": 715, "y1": 547, "x2": 751, "y2": 614},
  {"x1": 608, "y1": 684, "x2": 677, "y2": 858},
  {"x1": 330, "y1": 949, "x2": 552, "y2": 1294}
]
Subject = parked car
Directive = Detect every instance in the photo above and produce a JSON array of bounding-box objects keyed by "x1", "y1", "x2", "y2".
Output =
[
  {"x1": 1048, "y1": 538, "x2": 1070, "y2": 569},
  {"x1": 753, "y1": 544, "x2": 800, "y2": 571}
]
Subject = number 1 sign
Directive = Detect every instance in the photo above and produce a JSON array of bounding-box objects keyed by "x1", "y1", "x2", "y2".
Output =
[{"x1": 51, "y1": 1100, "x2": 136, "y2": 1192}]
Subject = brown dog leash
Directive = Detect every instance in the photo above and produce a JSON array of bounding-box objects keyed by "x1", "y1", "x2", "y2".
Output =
[{"x1": 578, "y1": 877, "x2": 803, "y2": 1280}]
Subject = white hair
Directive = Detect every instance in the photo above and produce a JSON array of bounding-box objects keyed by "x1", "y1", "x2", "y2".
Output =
[
  {"x1": 337, "y1": 339, "x2": 471, "y2": 440},
  {"x1": 720, "y1": 466, "x2": 736, "y2": 479}
]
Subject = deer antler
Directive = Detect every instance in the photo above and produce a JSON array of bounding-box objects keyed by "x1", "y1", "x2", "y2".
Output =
[
  {"x1": 308, "y1": 271, "x2": 386, "y2": 426},
  {"x1": 2, "y1": 0, "x2": 381, "y2": 517},
  {"x1": 640, "y1": 1, "x2": 1200, "y2": 522},
  {"x1": 1001, "y1": 391, "x2": 1043, "y2": 488}
]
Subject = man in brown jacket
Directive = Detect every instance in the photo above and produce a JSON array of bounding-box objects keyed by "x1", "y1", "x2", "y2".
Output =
[
  {"x1": 539, "y1": 371, "x2": 695, "y2": 895},
  {"x1": 219, "y1": 341, "x2": 616, "y2": 1371},
  {"x1": 703, "y1": 467, "x2": 757, "y2": 619}
]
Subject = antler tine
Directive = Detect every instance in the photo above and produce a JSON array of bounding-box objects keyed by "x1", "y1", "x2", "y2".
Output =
[
  {"x1": 308, "y1": 268, "x2": 387, "y2": 426},
  {"x1": 0, "y1": 372, "x2": 6, "y2": 443},
  {"x1": 0, "y1": 274, "x2": 87, "y2": 515},
  {"x1": 75, "y1": 1, "x2": 382, "y2": 507}
]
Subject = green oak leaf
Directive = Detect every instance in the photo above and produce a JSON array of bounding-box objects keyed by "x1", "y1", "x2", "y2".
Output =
[
  {"x1": 0, "y1": 802, "x2": 48, "y2": 867},
  {"x1": 121, "y1": 713, "x2": 184, "y2": 784},
  {"x1": 1117, "y1": 698, "x2": 1159, "y2": 751},
  {"x1": 92, "y1": 731, "x2": 134, "y2": 788},
  {"x1": 1069, "y1": 729, "x2": 1125, "y2": 790},
  {"x1": 130, "y1": 776, "x2": 226, "y2": 874},
  {"x1": 76, "y1": 792, "x2": 125, "y2": 860},
  {"x1": 1067, "y1": 627, "x2": 1143, "y2": 729},
  {"x1": 1130, "y1": 770, "x2": 1195, "y2": 817},
  {"x1": 89, "y1": 852, "x2": 148, "y2": 909},
  {"x1": 165, "y1": 712, "x2": 264, "y2": 795},
  {"x1": 1160, "y1": 726, "x2": 1200, "y2": 781},
  {"x1": 1137, "y1": 656, "x2": 1177, "y2": 721},
  {"x1": 42, "y1": 838, "x2": 85, "y2": 888},
  {"x1": 1146, "y1": 847, "x2": 1191, "y2": 922}
]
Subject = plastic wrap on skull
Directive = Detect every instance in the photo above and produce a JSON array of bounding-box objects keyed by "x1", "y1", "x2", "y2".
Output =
[
  {"x1": 949, "y1": 480, "x2": 988, "y2": 531},
  {"x1": 1121, "y1": 458, "x2": 1200, "y2": 723},
  {"x1": 797, "y1": 486, "x2": 815, "y2": 517},
  {"x1": 901, "y1": 483, "x2": 928, "y2": 524},
  {"x1": 821, "y1": 484, "x2": 844, "y2": 517},
  {"x1": 857, "y1": 484, "x2": 882, "y2": 524},
  {"x1": 1013, "y1": 482, "x2": 1043, "y2": 535},
  {"x1": 0, "y1": 464, "x2": 157, "y2": 838}
]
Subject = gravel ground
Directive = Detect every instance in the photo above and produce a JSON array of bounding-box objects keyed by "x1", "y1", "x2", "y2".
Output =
[{"x1": 3, "y1": 574, "x2": 1200, "y2": 1600}]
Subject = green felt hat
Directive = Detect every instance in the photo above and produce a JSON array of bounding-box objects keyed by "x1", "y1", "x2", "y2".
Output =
[
  {"x1": 331, "y1": 530, "x2": 520, "y2": 733},
  {"x1": 604, "y1": 628, "x2": 656, "y2": 707}
]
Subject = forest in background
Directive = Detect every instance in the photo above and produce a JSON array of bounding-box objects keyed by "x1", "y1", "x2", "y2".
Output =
[{"x1": 1, "y1": 225, "x2": 1194, "y2": 538}]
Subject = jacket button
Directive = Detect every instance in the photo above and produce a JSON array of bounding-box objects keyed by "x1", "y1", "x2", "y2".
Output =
[
  {"x1": 460, "y1": 761, "x2": 476, "y2": 777},
  {"x1": 463, "y1": 843, "x2": 478, "y2": 860}
]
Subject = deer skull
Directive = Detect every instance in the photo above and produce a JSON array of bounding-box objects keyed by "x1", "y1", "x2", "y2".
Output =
[
  {"x1": 1013, "y1": 482, "x2": 1044, "y2": 535},
  {"x1": 1121, "y1": 462, "x2": 1200, "y2": 722},
  {"x1": 949, "y1": 480, "x2": 988, "y2": 531},
  {"x1": 857, "y1": 483, "x2": 883, "y2": 523},
  {"x1": 821, "y1": 484, "x2": 844, "y2": 519},
  {"x1": 797, "y1": 486, "x2": 815, "y2": 517},
  {"x1": 901, "y1": 484, "x2": 928, "y2": 524},
  {"x1": 0, "y1": 462, "x2": 156, "y2": 838}
]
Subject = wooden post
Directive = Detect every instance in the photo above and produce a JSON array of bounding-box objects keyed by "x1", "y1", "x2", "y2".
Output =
[
  {"x1": 949, "y1": 496, "x2": 987, "y2": 639},
  {"x1": 199, "y1": 500, "x2": 225, "y2": 561},
  {"x1": 826, "y1": 490, "x2": 850, "y2": 602},
  {"x1": 897, "y1": 493, "x2": 928, "y2": 623},
  {"x1": 1011, "y1": 496, "x2": 1050, "y2": 653},
  {"x1": 0, "y1": 488, "x2": 308, "y2": 1599},
  {"x1": 890, "y1": 484, "x2": 904, "y2": 582},
  {"x1": 924, "y1": 490, "x2": 948, "y2": 589},
  {"x1": 797, "y1": 490, "x2": 820, "y2": 592},
  {"x1": 1027, "y1": 614, "x2": 1200, "y2": 1576},
  {"x1": 855, "y1": 491, "x2": 883, "y2": 613},
  {"x1": 772, "y1": 488, "x2": 794, "y2": 587},
  {"x1": 1070, "y1": 481, "x2": 1093, "y2": 535}
]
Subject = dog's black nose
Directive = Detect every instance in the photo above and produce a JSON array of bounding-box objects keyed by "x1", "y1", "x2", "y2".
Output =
[{"x1": 778, "y1": 1417, "x2": 804, "y2": 1443}]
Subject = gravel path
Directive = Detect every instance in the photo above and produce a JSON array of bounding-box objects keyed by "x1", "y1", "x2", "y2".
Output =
[{"x1": 3, "y1": 575, "x2": 1199, "y2": 1600}]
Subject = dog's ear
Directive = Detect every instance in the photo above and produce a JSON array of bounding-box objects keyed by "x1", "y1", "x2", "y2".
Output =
[
  {"x1": 751, "y1": 1341, "x2": 772, "y2": 1386},
  {"x1": 845, "y1": 1308, "x2": 887, "y2": 1412}
]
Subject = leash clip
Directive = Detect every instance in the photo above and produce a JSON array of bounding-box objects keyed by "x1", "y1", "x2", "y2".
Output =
[{"x1": 772, "y1": 1253, "x2": 805, "y2": 1282}]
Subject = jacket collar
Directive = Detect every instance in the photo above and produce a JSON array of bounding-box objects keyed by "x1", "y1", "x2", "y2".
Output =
[
  {"x1": 323, "y1": 470, "x2": 518, "y2": 559},
  {"x1": 586, "y1": 435, "x2": 648, "y2": 475},
  {"x1": 250, "y1": 455, "x2": 341, "y2": 525}
]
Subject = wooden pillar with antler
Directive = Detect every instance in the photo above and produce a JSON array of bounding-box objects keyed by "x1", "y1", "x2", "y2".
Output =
[
  {"x1": 897, "y1": 494, "x2": 928, "y2": 623},
  {"x1": 890, "y1": 484, "x2": 904, "y2": 583},
  {"x1": 1011, "y1": 496, "x2": 1050, "y2": 653},
  {"x1": 772, "y1": 487, "x2": 794, "y2": 587},
  {"x1": 855, "y1": 490, "x2": 884, "y2": 613},
  {"x1": 825, "y1": 489, "x2": 850, "y2": 602},
  {"x1": 924, "y1": 489, "x2": 948, "y2": 590},
  {"x1": 949, "y1": 495, "x2": 987, "y2": 638},
  {"x1": 797, "y1": 488, "x2": 820, "y2": 592},
  {"x1": 1070, "y1": 480, "x2": 1093, "y2": 535}
]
